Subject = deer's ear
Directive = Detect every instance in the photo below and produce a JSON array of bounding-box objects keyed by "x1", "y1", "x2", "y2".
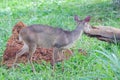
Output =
[
  {"x1": 84, "y1": 16, "x2": 91, "y2": 22},
  {"x1": 74, "y1": 15, "x2": 80, "y2": 22}
]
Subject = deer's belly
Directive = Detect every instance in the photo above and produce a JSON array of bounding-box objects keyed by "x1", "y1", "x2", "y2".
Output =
[
  {"x1": 63, "y1": 43, "x2": 74, "y2": 49},
  {"x1": 36, "y1": 41, "x2": 53, "y2": 48}
]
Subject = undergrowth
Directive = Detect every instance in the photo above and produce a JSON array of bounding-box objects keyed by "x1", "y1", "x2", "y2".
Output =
[{"x1": 0, "y1": 0, "x2": 120, "y2": 80}]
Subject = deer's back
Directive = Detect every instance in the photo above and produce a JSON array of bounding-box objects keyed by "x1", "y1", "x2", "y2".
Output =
[{"x1": 19, "y1": 24, "x2": 70, "y2": 48}]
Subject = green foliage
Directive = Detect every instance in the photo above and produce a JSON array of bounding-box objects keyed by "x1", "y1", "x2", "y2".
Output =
[
  {"x1": 96, "y1": 46, "x2": 120, "y2": 79},
  {"x1": 0, "y1": 0, "x2": 120, "y2": 80}
]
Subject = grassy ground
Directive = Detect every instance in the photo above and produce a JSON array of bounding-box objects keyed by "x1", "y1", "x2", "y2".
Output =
[{"x1": 0, "y1": 0, "x2": 120, "y2": 80}]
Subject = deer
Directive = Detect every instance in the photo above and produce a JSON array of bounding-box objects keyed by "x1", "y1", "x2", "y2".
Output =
[{"x1": 12, "y1": 15, "x2": 91, "y2": 73}]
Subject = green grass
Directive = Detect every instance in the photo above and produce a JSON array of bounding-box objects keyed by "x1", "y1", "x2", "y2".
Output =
[{"x1": 0, "y1": 0, "x2": 120, "y2": 80}]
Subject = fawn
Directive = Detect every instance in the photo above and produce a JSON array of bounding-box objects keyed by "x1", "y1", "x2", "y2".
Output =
[{"x1": 12, "y1": 15, "x2": 91, "y2": 72}]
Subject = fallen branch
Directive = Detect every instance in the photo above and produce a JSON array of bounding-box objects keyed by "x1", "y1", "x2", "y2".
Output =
[{"x1": 84, "y1": 26, "x2": 120, "y2": 43}]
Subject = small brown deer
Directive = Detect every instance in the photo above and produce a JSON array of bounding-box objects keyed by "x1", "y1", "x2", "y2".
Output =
[{"x1": 12, "y1": 15, "x2": 91, "y2": 72}]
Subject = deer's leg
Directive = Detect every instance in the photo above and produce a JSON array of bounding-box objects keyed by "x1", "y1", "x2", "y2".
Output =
[
  {"x1": 12, "y1": 44, "x2": 28, "y2": 67},
  {"x1": 52, "y1": 47, "x2": 59, "y2": 71},
  {"x1": 55, "y1": 49, "x2": 63, "y2": 62},
  {"x1": 66, "y1": 49, "x2": 73, "y2": 55},
  {"x1": 59, "y1": 50, "x2": 65, "y2": 71},
  {"x1": 28, "y1": 44, "x2": 36, "y2": 73}
]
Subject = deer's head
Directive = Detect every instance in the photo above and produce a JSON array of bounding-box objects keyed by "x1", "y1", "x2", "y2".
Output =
[{"x1": 74, "y1": 15, "x2": 91, "y2": 32}]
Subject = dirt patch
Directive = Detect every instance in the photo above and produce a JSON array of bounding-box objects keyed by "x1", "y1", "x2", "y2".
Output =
[{"x1": 2, "y1": 22, "x2": 74, "y2": 67}]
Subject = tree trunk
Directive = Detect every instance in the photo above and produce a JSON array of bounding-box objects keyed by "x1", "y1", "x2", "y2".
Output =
[{"x1": 112, "y1": 0, "x2": 120, "y2": 7}]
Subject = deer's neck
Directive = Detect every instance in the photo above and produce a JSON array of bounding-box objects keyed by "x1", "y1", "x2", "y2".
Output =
[{"x1": 70, "y1": 26, "x2": 84, "y2": 42}]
